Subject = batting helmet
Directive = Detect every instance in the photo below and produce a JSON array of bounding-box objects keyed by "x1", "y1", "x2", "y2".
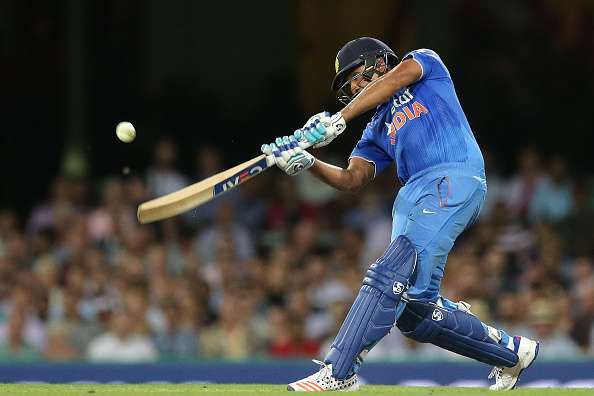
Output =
[{"x1": 331, "y1": 37, "x2": 399, "y2": 104}]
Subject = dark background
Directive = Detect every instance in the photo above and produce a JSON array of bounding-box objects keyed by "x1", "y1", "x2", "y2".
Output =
[{"x1": 1, "y1": 0, "x2": 593, "y2": 216}]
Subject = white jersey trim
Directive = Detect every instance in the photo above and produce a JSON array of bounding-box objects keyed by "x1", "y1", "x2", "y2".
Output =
[
  {"x1": 404, "y1": 52, "x2": 424, "y2": 81},
  {"x1": 348, "y1": 155, "x2": 377, "y2": 180}
]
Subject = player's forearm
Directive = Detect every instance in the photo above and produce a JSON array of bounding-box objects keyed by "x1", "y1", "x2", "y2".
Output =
[
  {"x1": 340, "y1": 74, "x2": 402, "y2": 122},
  {"x1": 309, "y1": 159, "x2": 361, "y2": 193},
  {"x1": 340, "y1": 59, "x2": 421, "y2": 122}
]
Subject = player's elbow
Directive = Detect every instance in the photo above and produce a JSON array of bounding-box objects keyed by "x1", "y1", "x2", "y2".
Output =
[
  {"x1": 386, "y1": 58, "x2": 422, "y2": 88},
  {"x1": 341, "y1": 160, "x2": 374, "y2": 193},
  {"x1": 341, "y1": 173, "x2": 368, "y2": 194}
]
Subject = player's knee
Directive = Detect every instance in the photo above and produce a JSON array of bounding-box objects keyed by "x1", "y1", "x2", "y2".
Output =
[
  {"x1": 395, "y1": 300, "x2": 438, "y2": 342},
  {"x1": 362, "y1": 235, "x2": 417, "y2": 300}
]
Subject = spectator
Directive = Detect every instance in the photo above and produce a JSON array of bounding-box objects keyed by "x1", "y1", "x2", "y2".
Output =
[
  {"x1": 153, "y1": 298, "x2": 198, "y2": 359},
  {"x1": 524, "y1": 298, "x2": 581, "y2": 360},
  {"x1": 146, "y1": 139, "x2": 188, "y2": 198},
  {"x1": 529, "y1": 156, "x2": 574, "y2": 224},
  {"x1": 86, "y1": 310, "x2": 157, "y2": 362},
  {"x1": 505, "y1": 148, "x2": 545, "y2": 219},
  {"x1": 0, "y1": 287, "x2": 46, "y2": 361},
  {"x1": 194, "y1": 201, "x2": 254, "y2": 263},
  {"x1": 343, "y1": 191, "x2": 392, "y2": 266},
  {"x1": 493, "y1": 292, "x2": 531, "y2": 337},
  {"x1": 87, "y1": 178, "x2": 137, "y2": 243},
  {"x1": 569, "y1": 257, "x2": 594, "y2": 351},
  {"x1": 26, "y1": 177, "x2": 77, "y2": 236},
  {"x1": 266, "y1": 177, "x2": 318, "y2": 230},
  {"x1": 45, "y1": 288, "x2": 102, "y2": 358},
  {"x1": 267, "y1": 307, "x2": 320, "y2": 358},
  {"x1": 199, "y1": 292, "x2": 255, "y2": 360}
]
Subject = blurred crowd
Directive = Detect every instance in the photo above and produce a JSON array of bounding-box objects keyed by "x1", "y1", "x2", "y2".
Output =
[{"x1": 0, "y1": 140, "x2": 594, "y2": 363}]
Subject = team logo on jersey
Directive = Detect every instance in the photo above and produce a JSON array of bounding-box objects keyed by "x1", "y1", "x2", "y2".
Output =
[
  {"x1": 432, "y1": 309, "x2": 444, "y2": 321},
  {"x1": 385, "y1": 100, "x2": 429, "y2": 145}
]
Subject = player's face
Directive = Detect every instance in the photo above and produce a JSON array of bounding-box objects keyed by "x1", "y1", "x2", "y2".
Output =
[
  {"x1": 347, "y1": 57, "x2": 387, "y2": 97},
  {"x1": 336, "y1": 56, "x2": 388, "y2": 105},
  {"x1": 347, "y1": 64, "x2": 370, "y2": 97}
]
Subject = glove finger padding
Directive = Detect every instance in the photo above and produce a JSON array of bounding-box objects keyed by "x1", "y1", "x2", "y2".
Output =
[
  {"x1": 303, "y1": 111, "x2": 330, "y2": 129},
  {"x1": 261, "y1": 137, "x2": 314, "y2": 176},
  {"x1": 289, "y1": 135, "x2": 303, "y2": 154},
  {"x1": 270, "y1": 142, "x2": 287, "y2": 168},
  {"x1": 304, "y1": 129, "x2": 323, "y2": 144},
  {"x1": 282, "y1": 136, "x2": 297, "y2": 157},
  {"x1": 261, "y1": 144, "x2": 277, "y2": 167},
  {"x1": 275, "y1": 137, "x2": 292, "y2": 162},
  {"x1": 295, "y1": 111, "x2": 339, "y2": 149}
]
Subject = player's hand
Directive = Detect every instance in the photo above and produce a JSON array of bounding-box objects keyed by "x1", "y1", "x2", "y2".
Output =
[
  {"x1": 261, "y1": 136, "x2": 315, "y2": 176},
  {"x1": 295, "y1": 112, "x2": 346, "y2": 149}
]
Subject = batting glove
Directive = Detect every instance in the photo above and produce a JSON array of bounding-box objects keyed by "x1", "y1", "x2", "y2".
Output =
[
  {"x1": 261, "y1": 135, "x2": 315, "y2": 176},
  {"x1": 295, "y1": 112, "x2": 346, "y2": 149}
]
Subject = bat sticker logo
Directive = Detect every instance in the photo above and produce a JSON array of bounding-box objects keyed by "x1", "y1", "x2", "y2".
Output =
[{"x1": 214, "y1": 159, "x2": 267, "y2": 195}]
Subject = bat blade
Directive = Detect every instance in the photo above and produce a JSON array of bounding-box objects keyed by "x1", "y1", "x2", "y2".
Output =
[{"x1": 137, "y1": 154, "x2": 269, "y2": 224}]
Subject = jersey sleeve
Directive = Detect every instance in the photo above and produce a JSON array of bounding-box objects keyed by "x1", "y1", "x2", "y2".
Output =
[
  {"x1": 403, "y1": 48, "x2": 450, "y2": 81},
  {"x1": 349, "y1": 115, "x2": 393, "y2": 178}
]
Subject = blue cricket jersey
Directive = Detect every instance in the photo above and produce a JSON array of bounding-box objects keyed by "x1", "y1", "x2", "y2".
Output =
[{"x1": 350, "y1": 49, "x2": 485, "y2": 184}]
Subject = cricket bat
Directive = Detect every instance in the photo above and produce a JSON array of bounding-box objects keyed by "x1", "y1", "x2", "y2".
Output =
[{"x1": 137, "y1": 154, "x2": 270, "y2": 224}]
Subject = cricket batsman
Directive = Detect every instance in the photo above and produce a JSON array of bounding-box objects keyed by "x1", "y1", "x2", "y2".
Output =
[{"x1": 261, "y1": 37, "x2": 539, "y2": 391}]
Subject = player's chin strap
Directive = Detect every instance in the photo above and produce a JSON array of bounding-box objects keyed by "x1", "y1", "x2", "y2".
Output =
[{"x1": 324, "y1": 235, "x2": 417, "y2": 379}]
